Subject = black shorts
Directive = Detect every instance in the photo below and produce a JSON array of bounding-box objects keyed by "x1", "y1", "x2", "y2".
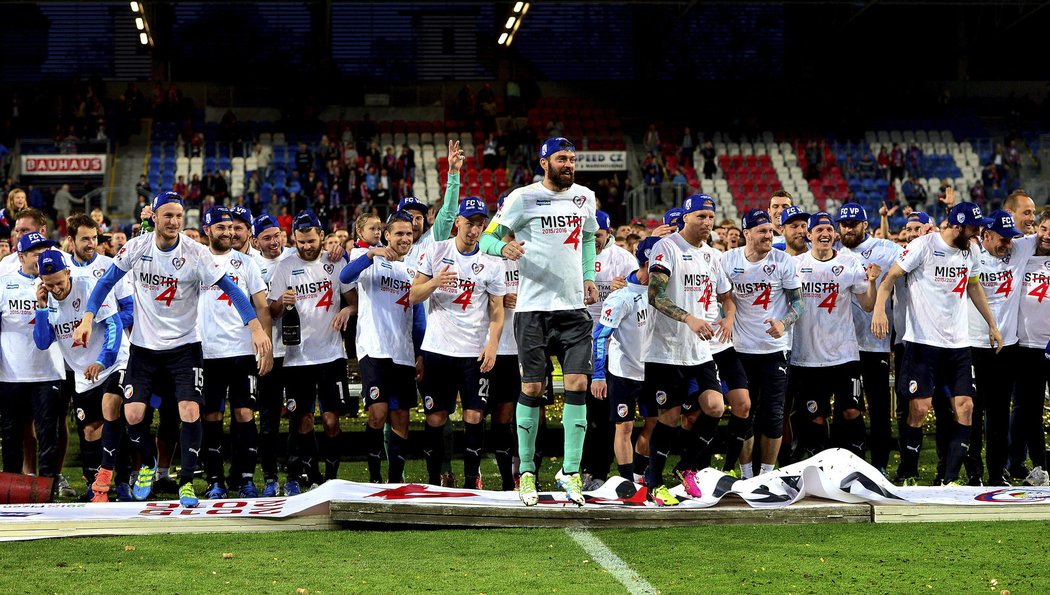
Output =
[
  {"x1": 737, "y1": 350, "x2": 790, "y2": 438},
  {"x1": 791, "y1": 362, "x2": 863, "y2": 418},
  {"x1": 258, "y1": 356, "x2": 286, "y2": 410},
  {"x1": 712, "y1": 347, "x2": 749, "y2": 392},
  {"x1": 73, "y1": 369, "x2": 126, "y2": 426},
  {"x1": 203, "y1": 355, "x2": 259, "y2": 414},
  {"x1": 125, "y1": 343, "x2": 204, "y2": 405},
  {"x1": 900, "y1": 342, "x2": 975, "y2": 400},
  {"x1": 421, "y1": 351, "x2": 483, "y2": 413},
  {"x1": 644, "y1": 361, "x2": 721, "y2": 410},
  {"x1": 360, "y1": 356, "x2": 418, "y2": 411},
  {"x1": 607, "y1": 372, "x2": 649, "y2": 422},
  {"x1": 514, "y1": 309, "x2": 594, "y2": 383},
  {"x1": 285, "y1": 359, "x2": 349, "y2": 415},
  {"x1": 482, "y1": 354, "x2": 521, "y2": 405}
]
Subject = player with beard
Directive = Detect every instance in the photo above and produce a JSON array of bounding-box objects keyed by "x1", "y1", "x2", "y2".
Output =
[
  {"x1": 873, "y1": 197, "x2": 1003, "y2": 485},
  {"x1": 768, "y1": 190, "x2": 793, "y2": 251},
  {"x1": 228, "y1": 205, "x2": 255, "y2": 255},
  {"x1": 780, "y1": 205, "x2": 810, "y2": 256},
  {"x1": 411, "y1": 198, "x2": 505, "y2": 488},
  {"x1": 966, "y1": 211, "x2": 1034, "y2": 485},
  {"x1": 1009, "y1": 209, "x2": 1050, "y2": 485},
  {"x1": 836, "y1": 202, "x2": 901, "y2": 475},
  {"x1": 341, "y1": 211, "x2": 425, "y2": 484},
  {"x1": 0, "y1": 208, "x2": 54, "y2": 277},
  {"x1": 790, "y1": 212, "x2": 880, "y2": 458},
  {"x1": 251, "y1": 213, "x2": 296, "y2": 496},
  {"x1": 480, "y1": 137, "x2": 599, "y2": 506},
  {"x1": 75, "y1": 192, "x2": 271, "y2": 507},
  {"x1": 268, "y1": 211, "x2": 354, "y2": 494},
  {"x1": 34, "y1": 249, "x2": 129, "y2": 502},
  {"x1": 198, "y1": 207, "x2": 272, "y2": 499},
  {"x1": 580, "y1": 209, "x2": 634, "y2": 488},
  {"x1": 722, "y1": 209, "x2": 802, "y2": 477}
]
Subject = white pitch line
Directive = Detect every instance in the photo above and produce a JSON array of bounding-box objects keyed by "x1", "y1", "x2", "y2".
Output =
[{"x1": 565, "y1": 528, "x2": 657, "y2": 595}]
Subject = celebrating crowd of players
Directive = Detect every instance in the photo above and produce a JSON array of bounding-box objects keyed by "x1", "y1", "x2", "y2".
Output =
[{"x1": 0, "y1": 137, "x2": 1047, "y2": 508}]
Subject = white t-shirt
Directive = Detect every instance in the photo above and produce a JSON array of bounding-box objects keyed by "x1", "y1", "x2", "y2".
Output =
[
  {"x1": 790, "y1": 251, "x2": 869, "y2": 367},
  {"x1": 494, "y1": 258, "x2": 519, "y2": 356},
  {"x1": 1017, "y1": 251, "x2": 1050, "y2": 349},
  {"x1": 487, "y1": 182, "x2": 599, "y2": 312},
  {"x1": 967, "y1": 236, "x2": 1036, "y2": 348},
  {"x1": 0, "y1": 252, "x2": 19, "y2": 278},
  {"x1": 645, "y1": 233, "x2": 727, "y2": 366},
  {"x1": 841, "y1": 235, "x2": 901, "y2": 353},
  {"x1": 898, "y1": 233, "x2": 978, "y2": 349},
  {"x1": 199, "y1": 250, "x2": 267, "y2": 360},
  {"x1": 112, "y1": 233, "x2": 225, "y2": 351},
  {"x1": 266, "y1": 251, "x2": 347, "y2": 367},
  {"x1": 254, "y1": 250, "x2": 291, "y2": 359},
  {"x1": 407, "y1": 228, "x2": 434, "y2": 279},
  {"x1": 418, "y1": 239, "x2": 506, "y2": 358},
  {"x1": 588, "y1": 242, "x2": 638, "y2": 323},
  {"x1": 0, "y1": 271, "x2": 64, "y2": 382},
  {"x1": 721, "y1": 246, "x2": 801, "y2": 354},
  {"x1": 72, "y1": 253, "x2": 133, "y2": 302},
  {"x1": 598, "y1": 282, "x2": 648, "y2": 381},
  {"x1": 44, "y1": 274, "x2": 129, "y2": 393},
  {"x1": 700, "y1": 242, "x2": 733, "y2": 355},
  {"x1": 355, "y1": 255, "x2": 417, "y2": 366}
]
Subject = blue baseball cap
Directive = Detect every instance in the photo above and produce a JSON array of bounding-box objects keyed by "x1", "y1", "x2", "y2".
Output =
[
  {"x1": 229, "y1": 205, "x2": 253, "y2": 225},
  {"x1": 203, "y1": 206, "x2": 233, "y2": 228},
  {"x1": 742, "y1": 209, "x2": 773, "y2": 230},
  {"x1": 949, "y1": 202, "x2": 995, "y2": 227},
  {"x1": 595, "y1": 210, "x2": 611, "y2": 231},
  {"x1": 17, "y1": 232, "x2": 58, "y2": 253},
  {"x1": 292, "y1": 210, "x2": 322, "y2": 231},
  {"x1": 664, "y1": 207, "x2": 684, "y2": 229},
  {"x1": 907, "y1": 211, "x2": 931, "y2": 225},
  {"x1": 780, "y1": 205, "x2": 810, "y2": 226},
  {"x1": 635, "y1": 236, "x2": 660, "y2": 266},
  {"x1": 458, "y1": 197, "x2": 488, "y2": 218},
  {"x1": 151, "y1": 191, "x2": 183, "y2": 212},
  {"x1": 252, "y1": 214, "x2": 279, "y2": 237},
  {"x1": 37, "y1": 248, "x2": 67, "y2": 275},
  {"x1": 985, "y1": 209, "x2": 1023, "y2": 238},
  {"x1": 539, "y1": 137, "x2": 576, "y2": 159},
  {"x1": 835, "y1": 203, "x2": 867, "y2": 223},
  {"x1": 682, "y1": 194, "x2": 717, "y2": 214},
  {"x1": 398, "y1": 196, "x2": 428, "y2": 214},
  {"x1": 807, "y1": 212, "x2": 835, "y2": 230}
]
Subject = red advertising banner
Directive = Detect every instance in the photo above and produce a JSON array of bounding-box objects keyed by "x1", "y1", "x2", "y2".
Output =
[{"x1": 22, "y1": 155, "x2": 107, "y2": 176}]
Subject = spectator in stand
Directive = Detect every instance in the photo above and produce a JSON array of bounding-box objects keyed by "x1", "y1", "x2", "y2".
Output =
[
  {"x1": 132, "y1": 194, "x2": 149, "y2": 222},
  {"x1": 483, "y1": 133, "x2": 499, "y2": 170},
  {"x1": 905, "y1": 141, "x2": 923, "y2": 178},
  {"x1": 476, "y1": 82, "x2": 498, "y2": 133},
  {"x1": 252, "y1": 142, "x2": 271, "y2": 178},
  {"x1": 546, "y1": 115, "x2": 564, "y2": 138},
  {"x1": 970, "y1": 179, "x2": 986, "y2": 207},
  {"x1": 804, "y1": 140, "x2": 823, "y2": 180},
  {"x1": 643, "y1": 153, "x2": 663, "y2": 201},
  {"x1": 213, "y1": 170, "x2": 229, "y2": 202},
  {"x1": 382, "y1": 147, "x2": 397, "y2": 174},
  {"x1": 876, "y1": 147, "x2": 890, "y2": 179},
  {"x1": 136, "y1": 175, "x2": 151, "y2": 200},
  {"x1": 889, "y1": 143, "x2": 905, "y2": 181},
  {"x1": 296, "y1": 142, "x2": 313, "y2": 178},
  {"x1": 188, "y1": 173, "x2": 201, "y2": 202},
  {"x1": 52, "y1": 184, "x2": 76, "y2": 221},
  {"x1": 398, "y1": 144, "x2": 415, "y2": 184},
  {"x1": 680, "y1": 127, "x2": 694, "y2": 168},
  {"x1": 643, "y1": 124, "x2": 660, "y2": 156},
  {"x1": 701, "y1": 140, "x2": 717, "y2": 180},
  {"x1": 342, "y1": 141, "x2": 358, "y2": 168},
  {"x1": 858, "y1": 152, "x2": 877, "y2": 179},
  {"x1": 277, "y1": 205, "x2": 292, "y2": 235},
  {"x1": 173, "y1": 175, "x2": 188, "y2": 197},
  {"x1": 724, "y1": 226, "x2": 742, "y2": 249},
  {"x1": 201, "y1": 170, "x2": 215, "y2": 199},
  {"x1": 902, "y1": 175, "x2": 927, "y2": 208}
]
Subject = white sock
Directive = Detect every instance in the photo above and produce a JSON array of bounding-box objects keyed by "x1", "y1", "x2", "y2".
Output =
[
  {"x1": 760, "y1": 463, "x2": 775, "y2": 475},
  {"x1": 741, "y1": 465, "x2": 754, "y2": 479}
]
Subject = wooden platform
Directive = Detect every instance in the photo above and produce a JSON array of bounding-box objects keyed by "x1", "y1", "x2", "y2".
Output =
[
  {"x1": 0, "y1": 514, "x2": 338, "y2": 541},
  {"x1": 873, "y1": 504, "x2": 1050, "y2": 523},
  {"x1": 330, "y1": 497, "x2": 874, "y2": 528}
]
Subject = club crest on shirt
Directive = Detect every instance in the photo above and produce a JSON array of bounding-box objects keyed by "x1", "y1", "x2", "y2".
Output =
[
  {"x1": 72, "y1": 298, "x2": 81, "y2": 311},
  {"x1": 572, "y1": 195, "x2": 586, "y2": 208},
  {"x1": 831, "y1": 265, "x2": 844, "y2": 276},
  {"x1": 471, "y1": 263, "x2": 484, "y2": 274},
  {"x1": 231, "y1": 259, "x2": 242, "y2": 269},
  {"x1": 703, "y1": 252, "x2": 711, "y2": 263},
  {"x1": 324, "y1": 263, "x2": 335, "y2": 275},
  {"x1": 1044, "y1": 261, "x2": 1050, "y2": 271},
  {"x1": 862, "y1": 249, "x2": 873, "y2": 259},
  {"x1": 762, "y1": 263, "x2": 776, "y2": 276},
  {"x1": 617, "y1": 404, "x2": 629, "y2": 418},
  {"x1": 93, "y1": 269, "x2": 103, "y2": 278},
  {"x1": 172, "y1": 257, "x2": 186, "y2": 270}
]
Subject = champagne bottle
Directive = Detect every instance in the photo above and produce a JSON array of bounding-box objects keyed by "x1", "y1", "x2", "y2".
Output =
[{"x1": 281, "y1": 286, "x2": 301, "y2": 346}]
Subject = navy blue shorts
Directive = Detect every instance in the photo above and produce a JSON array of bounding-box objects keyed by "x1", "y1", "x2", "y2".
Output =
[
  {"x1": 73, "y1": 369, "x2": 126, "y2": 425},
  {"x1": 791, "y1": 361, "x2": 863, "y2": 418},
  {"x1": 899, "y1": 342, "x2": 975, "y2": 400},
  {"x1": 644, "y1": 361, "x2": 721, "y2": 410},
  {"x1": 607, "y1": 372, "x2": 649, "y2": 422},
  {"x1": 359, "y1": 356, "x2": 418, "y2": 411},
  {"x1": 203, "y1": 355, "x2": 258, "y2": 414},
  {"x1": 284, "y1": 359, "x2": 349, "y2": 416},
  {"x1": 482, "y1": 354, "x2": 521, "y2": 405},
  {"x1": 421, "y1": 351, "x2": 483, "y2": 414},
  {"x1": 713, "y1": 347, "x2": 749, "y2": 392},
  {"x1": 125, "y1": 343, "x2": 204, "y2": 406}
]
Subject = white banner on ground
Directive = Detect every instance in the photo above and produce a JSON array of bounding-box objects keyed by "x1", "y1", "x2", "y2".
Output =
[
  {"x1": 0, "y1": 450, "x2": 1047, "y2": 539},
  {"x1": 574, "y1": 150, "x2": 627, "y2": 171},
  {"x1": 21, "y1": 154, "x2": 107, "y2": 176}
]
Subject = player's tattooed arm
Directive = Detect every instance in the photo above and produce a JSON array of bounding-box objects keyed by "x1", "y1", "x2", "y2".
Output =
[
  {"x1": 648, "y1": 270, "x2": 690, "y2": 322},
  {"x1": 781, "y1": 287, "x2": 804, "y2": 328}
]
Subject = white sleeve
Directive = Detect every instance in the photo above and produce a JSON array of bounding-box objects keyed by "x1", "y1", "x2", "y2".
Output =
[
  {"x1": 598, "y1": 295, "x2": 628, "y2": 329},
  {"x1": 780, "y1": 254, "x2": 801, "y2": 290},
  {"x1": 897, "y1": 238, "x2": 926, "y2": 274}
]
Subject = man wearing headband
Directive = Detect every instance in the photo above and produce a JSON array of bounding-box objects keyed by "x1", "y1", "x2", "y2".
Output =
[
  {"x1": 872, "y1": 192, "x2": 1002, "y2": 486},
  {"x1": 34, "y1": 248, "x2": 130, "y2": 502},
  {"x1": 74, "y1": 191, "x2": 272, "y2": 508},
  {"x1": 479, "y1": 136, "x2": 599, "y2": 507},
  {"x1": 722, "y1": 208, "x2": 803, "y2": 478},
  {"x1": 966, "y1": 210, "x2": 1035, "y2": 485},
  {"x1": 788, "y1": 212, "x2": 880, "y2": 460},
  {"x1": 198, "y1": 207, "x2": 272, "y2": 500},
  {"x1": 0, "y1": 232, "x2": 65, "y2": 499}
]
